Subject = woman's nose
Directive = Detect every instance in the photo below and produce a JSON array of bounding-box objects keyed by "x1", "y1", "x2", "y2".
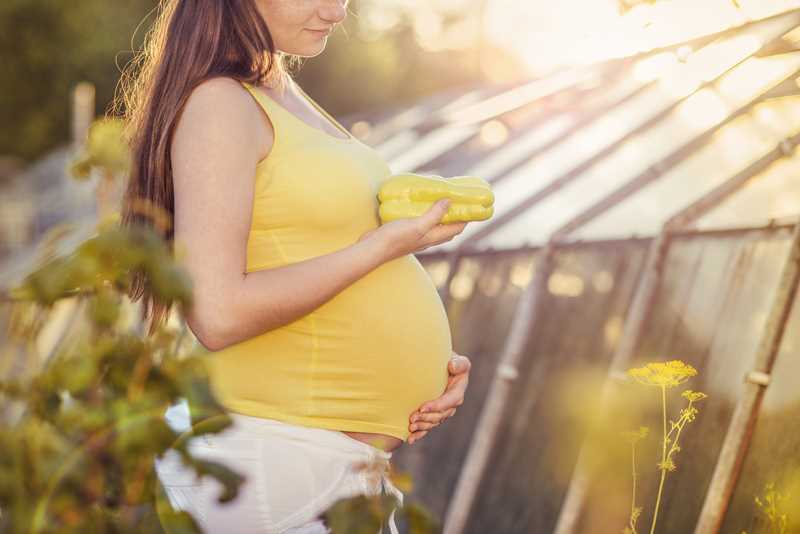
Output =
[{"x1": 318, "y1": 0, "x2": 347, "y2": 25}]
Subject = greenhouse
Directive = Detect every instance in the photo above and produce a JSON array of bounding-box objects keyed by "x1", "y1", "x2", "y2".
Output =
[
  {"x1": 374, "y1": 8, "x2": 800, "y2": 534},
  {"x1": 2, "y1": 4, "x2": 800, "y2": 534}
]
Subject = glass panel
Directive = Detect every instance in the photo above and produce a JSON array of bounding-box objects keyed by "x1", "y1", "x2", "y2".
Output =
[
  {"x1": 720, "y1": 284, "x2": 800, "y2": 533},
  {"x1": 397, "y1": 251, "x2": 538, "y2": 518},
  {"x1": 407, "y1": 65, "x2": 639, "y2": 178},
  {"x1": 432, "y1": 52, "x2": 800, "y2": 252},
  {"x1": 387, "y1": 66, "x2": 610, "y2": 176},
  {"x1": 374, "y1": 129, "x2": 420, "y2": 160},
  {"x1": 693, "y1": 140, "x2": 800, "y2": 230},
  {"x1": 572, "y1": 95, "x2": 800, "y2": 240},
  {"x1": 419, "y1": 256, "x2": 452, "y2": 291},
  {"x1": 443, "y1": 67, "x2": 600, "y2": 126},
  {"x1": 575, "y1": 229, "x2": 794, "y2": 533},
  {"x1": 429, "y1": 37, "x2": 800, "y2": 253},
  {"x1": 464, "y1": 241, "x2": 649, "y2": 534},
  {"x1": 388, "y1": 124, "x2": 481, "y2": 173},
  {"x1": 460, "y1": 76, "x2": 648, "y2": 182}
]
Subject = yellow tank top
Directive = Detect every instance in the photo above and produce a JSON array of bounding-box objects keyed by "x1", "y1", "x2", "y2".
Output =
[{"x1": 203, "y1": 79, "x2": 452, "y2": 441}]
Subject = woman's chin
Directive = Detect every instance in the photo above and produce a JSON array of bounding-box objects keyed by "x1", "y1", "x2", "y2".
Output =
[{"x1": 285, "y1": 44, "x2": 326, "y2": 58}]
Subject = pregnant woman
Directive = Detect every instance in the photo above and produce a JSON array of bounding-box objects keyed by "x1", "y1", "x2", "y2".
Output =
[{"x1": 118, "y1": 1, "x2": 472, "y2": 533}]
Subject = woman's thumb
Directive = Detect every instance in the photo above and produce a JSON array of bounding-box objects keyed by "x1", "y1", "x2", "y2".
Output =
[{"x1": 425, "y1": 199, "x2": 451, "y2": 225}]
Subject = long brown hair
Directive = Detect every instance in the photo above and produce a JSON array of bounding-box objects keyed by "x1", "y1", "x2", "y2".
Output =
[{"x1": 113, "y1": 0, "x2": 301, "y2": 336}]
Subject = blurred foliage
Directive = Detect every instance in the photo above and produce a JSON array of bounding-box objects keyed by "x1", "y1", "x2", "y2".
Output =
[
  {"x1": 323, "y1": 491, "x2": 441, "y2": 534},
  {"x1": 1, "y1": 0, "x2": 522, "y2": 178},
  {"x1": 0, "y1": 215, "x2": 247, "y2": 533},
  {"x1": 0, "y1": 0, "x2": 154, "y2": 163},
  {"x1": 68, "y1": 117, "x2": 130, "y2": 181},
  {"x1": 740, "y1": 473, "x2": 800, "y2": 534},
  {"x1": 752, "y1": 482, "x2": 790, "y2": 534},
  {"x1": 322, "y1": 461, "x2": 441, "y2": 534}
]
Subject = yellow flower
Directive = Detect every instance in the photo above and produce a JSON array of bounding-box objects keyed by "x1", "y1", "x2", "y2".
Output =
[
  {"x1": 627, "y1": 360, "x2": 697, "y2": 388},
  {"x1": 681, "y1": 390, "x2": 708, "y2": 402}
]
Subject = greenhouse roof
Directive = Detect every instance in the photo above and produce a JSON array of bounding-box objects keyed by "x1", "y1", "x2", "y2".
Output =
[{"x1": 363, "y1": 9, "x2": 800, "y2": 255}]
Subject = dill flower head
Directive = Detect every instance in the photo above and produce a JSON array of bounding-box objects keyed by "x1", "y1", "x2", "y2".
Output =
[
  {"x1": 626, "y1": 360, "x2": 698, "y2": 388},
  {"x1": 681, "y1": 390, "x2": 708, "y2": 402}
]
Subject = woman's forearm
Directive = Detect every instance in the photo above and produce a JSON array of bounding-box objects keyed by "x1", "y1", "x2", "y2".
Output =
[{"x1": 200, "y1": 235, "x2": 388, "y2": 350}]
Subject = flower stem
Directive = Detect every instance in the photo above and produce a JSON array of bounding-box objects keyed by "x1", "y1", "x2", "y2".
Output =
[
  {"x1": 630, "y1": 441, "x2": 639, "y2": 534},
  {"x1": 650, "y1": 385, "x2": 668, "y2": 534}
]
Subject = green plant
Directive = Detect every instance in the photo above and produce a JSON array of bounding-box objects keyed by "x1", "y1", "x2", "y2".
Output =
[
  {"x1": 621, "y1": 426, "x2": 649, "y2": 534},
  {"x1": 624, "y1": 360, "x2": 708, "y2": 534},
  {"x1": 742, "y1": 481, "x2": 792, "y2": 534},
  {"x1": 0, "y1": 218, "x2": 244, "y2": 533},
  {"x1": 68, "y1": 117, "x2": 130, "y2": 180}
]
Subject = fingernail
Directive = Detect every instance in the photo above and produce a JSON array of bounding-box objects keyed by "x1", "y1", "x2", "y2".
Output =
[
  {"x1": 410, "y1": 424, "x2": 417, "y2": 431},
  {"x1": 421, "y1": 407, "x2": 429, "y2": 413}
]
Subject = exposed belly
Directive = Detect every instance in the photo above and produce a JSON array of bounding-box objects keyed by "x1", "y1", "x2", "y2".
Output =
[{"x1": 341, "y1": 430, "x2": 404, "y2": 452}]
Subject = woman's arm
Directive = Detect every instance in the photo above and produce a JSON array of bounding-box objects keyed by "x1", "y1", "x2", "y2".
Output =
[{"x1": 205, "y1": 238, "x2": 388, "y2": 351}]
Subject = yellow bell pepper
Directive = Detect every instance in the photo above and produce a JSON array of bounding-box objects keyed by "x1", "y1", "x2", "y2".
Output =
[{"x1": 378, "y1": 173, "x2": 495, "y2": 224}]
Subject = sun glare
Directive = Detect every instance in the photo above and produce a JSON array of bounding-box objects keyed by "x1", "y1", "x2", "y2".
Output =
[{"x1": 483, "y1": 0, "x2": 800, "y2": 75}]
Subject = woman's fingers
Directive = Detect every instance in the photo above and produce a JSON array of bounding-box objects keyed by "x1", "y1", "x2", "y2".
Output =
[
  {"x1": 418, "y1": 377, "x2": 467, "y2": 413},
  {"x1": 425, "y1": 222, "x2": 467, "y2": 246},
  {"x1": 405, "y1": 352, "x2": 470, "y2": 446},
  {"x1": 407, "y1": 408, "x2": 459, "y2": 444},
  {"x1": 408, "y1": 407, "x2": 458, "y2": 430},
  {"x1": 449, "y1": 354, "x2": 471, "y2": 375},
  {"x1": 410, "y1": 410, "x2": 447, "y2": 425},
  {"x1": 410, "y1": 420, "x2": 437, "y2": 431}
]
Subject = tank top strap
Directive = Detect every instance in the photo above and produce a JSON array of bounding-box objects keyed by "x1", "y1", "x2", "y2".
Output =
[
  {"x1": 239, "y1": 80, "x2": 303, "y2": 153},
  {"x1": 241, "y1": 81, "x2": 288, "y2": 121}
]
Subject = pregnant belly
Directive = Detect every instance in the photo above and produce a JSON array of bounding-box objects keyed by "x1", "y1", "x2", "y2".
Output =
[
  {"x1": 208, "y1": 253, "x2": 452, "y2": 444},
  {"x1": 324, "y1": 254, "x2": 452, "y2": 443}
]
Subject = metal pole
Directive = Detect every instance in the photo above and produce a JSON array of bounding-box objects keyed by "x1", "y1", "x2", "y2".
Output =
[
  {"x1": 438, "y1": 249, "x2": 464, "y2": 307},
  {"x1": 694, "y1": 220, "x2": 800, "y2": 534},
  {"x1": 668, "y1": 134, "x2": 800, "y2": 229},
  {"x1": 442, "y1": 242, "x2": 556, "y2": 534},
  {"x1": 71, "y1": 82, "x2": 95, "y2": 152}
]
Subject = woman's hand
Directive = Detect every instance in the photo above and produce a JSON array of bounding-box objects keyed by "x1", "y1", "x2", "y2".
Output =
[
  {"x1": 359, "y1": 199, "x2": 467, "y2": 262},
  {"x1": 407, "y1": 352, "x2": 471, "y2": 444}
]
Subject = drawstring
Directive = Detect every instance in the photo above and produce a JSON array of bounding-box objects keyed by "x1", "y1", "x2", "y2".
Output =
[
  {"x1": 363, "y1": 451, "x2": 403, "y2": 534},
  {"x1": 381, "y1": 475, "x2": 403, "y2": 534},
  {"x1": 363, "y1": 453, "x2": 403, "y2": 534}
]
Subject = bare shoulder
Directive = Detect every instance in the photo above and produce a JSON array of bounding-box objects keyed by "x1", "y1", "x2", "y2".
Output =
[
  {"x1": 177, "y1": 76, "x2": 273, "y2": 164},
  {"x1": 182, "y1": 77, "x2": 252, "y2": 124}
]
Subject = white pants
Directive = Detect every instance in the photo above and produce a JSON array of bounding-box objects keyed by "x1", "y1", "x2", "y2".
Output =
[{"x1": 155, "y1": 401, "x2": 404, "y2": 534}]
